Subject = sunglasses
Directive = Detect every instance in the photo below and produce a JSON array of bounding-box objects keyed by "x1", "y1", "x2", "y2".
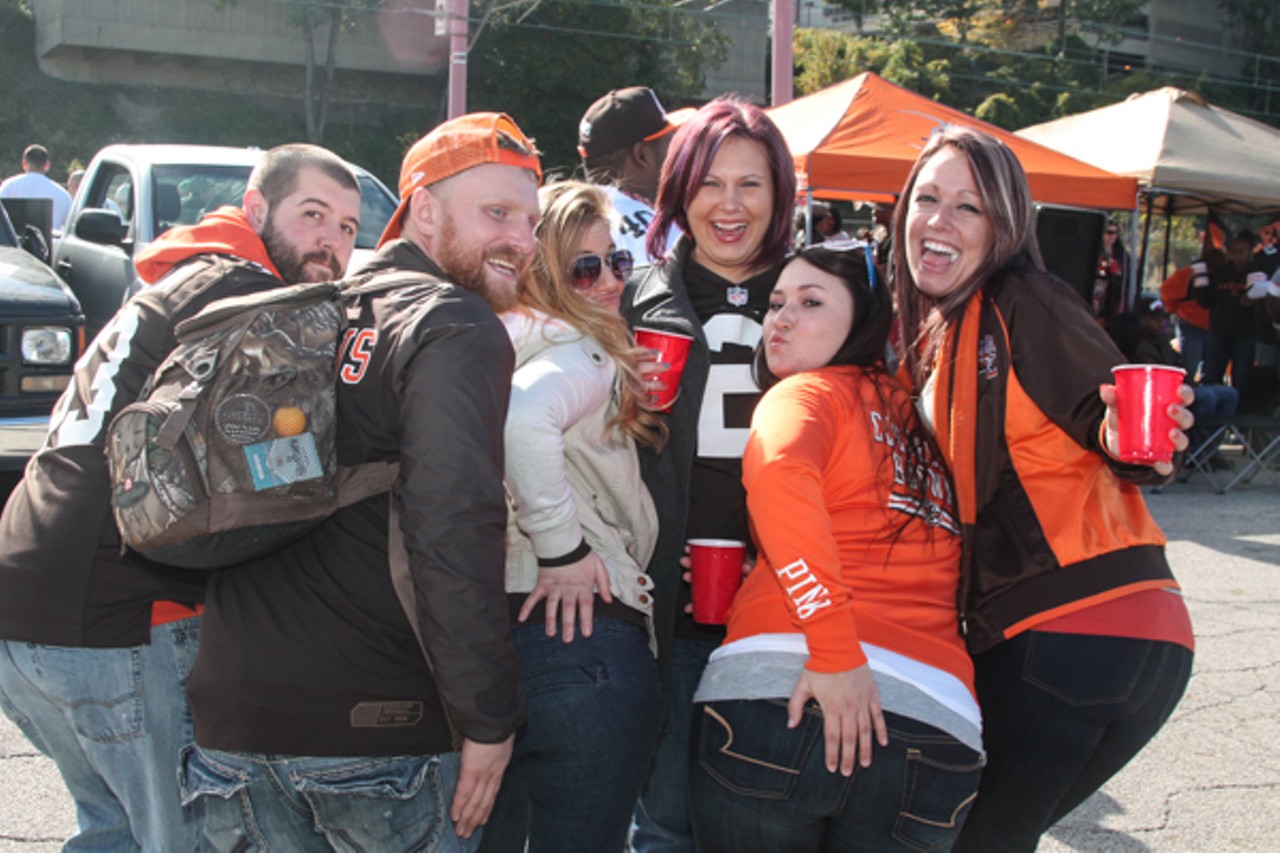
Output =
[
  {"x1": 1105, "y1": 229, "x2": 1119, "y2": 235},
  {"x1": 571, "y1": 249, "x2": 634, "y2": 290},
  {"x1": 806, "y1": 238, "x2": 881, "y2": 291}
]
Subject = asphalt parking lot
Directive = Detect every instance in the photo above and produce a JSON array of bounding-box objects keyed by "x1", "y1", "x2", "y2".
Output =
[{"x1": 0, "y1": 464, "x2": 1277, "y2": 851}]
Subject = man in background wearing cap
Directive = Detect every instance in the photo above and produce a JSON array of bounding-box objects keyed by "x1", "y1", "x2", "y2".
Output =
[
  {"x1": 184, "y1": 113, "x2": 540, "y2": 848},
  {"x1": 579, "y1": 86, "x2": 689, "y2": 262}
]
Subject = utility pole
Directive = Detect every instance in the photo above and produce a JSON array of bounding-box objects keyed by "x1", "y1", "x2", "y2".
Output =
[
  {"x1": 437, "y1": 0, "x2": 469, "y2": 117},
  {"x1": 772, "y1": 0, "x2": 795, "y2": 106}
]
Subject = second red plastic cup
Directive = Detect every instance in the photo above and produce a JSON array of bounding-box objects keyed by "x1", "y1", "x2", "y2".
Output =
[
  {"x1": 1112, "y1": 364, "x2": 1185, "y2": 463},
  {"x1": 634, "y1": 328, "x2": 693, "y2": 411},
  {"x1": 688, "y1": 538, "x2": 746, "y2": 625}
]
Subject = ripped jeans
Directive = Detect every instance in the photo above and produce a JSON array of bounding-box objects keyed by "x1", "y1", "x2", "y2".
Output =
[
  {"x1": 689, "y1": 700, "x2": 984, "y2": 852},
  {"x1": 181, "y1": 745, "x2": 477, "y2": 852}
]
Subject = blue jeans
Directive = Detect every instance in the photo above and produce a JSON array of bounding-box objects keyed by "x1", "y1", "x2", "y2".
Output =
[
  {"x1": 1177, "y1": 322, "x2": 1209, "y2": 382},
  {"x1": 0, "y1": 616, "x2": 203, "y2": 852},
  {"x1": 479, "y1": 617, "x2": 661, "y2": 853},
  {"x1": 1204, "y1": 334, "x2": 1255, "y2": 395},
  {"x1": 690, "y1": 701, "x2": 984, "y2": 852},
  {"x1": 631, "y1": 636, "x2": 717, "y2": 853},
  {"x1": 181, "y1": 746, "x2": 475, "y2": 852},
  {"x1": 955, "y1": 631, "x2": 1193, "y2": 853}
]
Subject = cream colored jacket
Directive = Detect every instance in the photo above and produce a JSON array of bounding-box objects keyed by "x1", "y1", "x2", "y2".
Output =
[{"x1": 501, "y1": 309, "x2": 659, "y2": 635}]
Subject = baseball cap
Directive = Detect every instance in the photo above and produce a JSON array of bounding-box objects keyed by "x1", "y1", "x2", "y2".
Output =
[
  {"x1": 577, "y1": 87, "x2": 688, "y2": 159},
  {"x1": 1135, "y1": 293, "x2": 1166, "y2": 317},
  {"x1": 378, "y1": 112, "x2": 542, "y2": 248}
]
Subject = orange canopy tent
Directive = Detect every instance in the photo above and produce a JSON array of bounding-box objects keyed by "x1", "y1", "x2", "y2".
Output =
[{"x1": 767, "y1": 72, "x2": 1139, "y2": 210}]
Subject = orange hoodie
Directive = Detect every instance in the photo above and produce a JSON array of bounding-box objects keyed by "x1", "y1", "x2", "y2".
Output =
[{"x1": 135, "y1": 206, "x2": 279, "y2": 285}]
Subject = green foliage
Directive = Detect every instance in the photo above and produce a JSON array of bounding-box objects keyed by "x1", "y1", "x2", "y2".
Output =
[
  {"x1": 467, "y1": 0, "x2": 727, "y2": 173},
  {"x1": 0, "y1": 0, "x2": 420, "y2": 187},
  {"x1": 793, "y1": 29, "x2": 889, "y2": 93},
  {"x1": 0, "y1": 2, "x2": 114, "y2": 180},
  {"x1": 791, "y1": 0, "x2": 1280, "y2": 132}
]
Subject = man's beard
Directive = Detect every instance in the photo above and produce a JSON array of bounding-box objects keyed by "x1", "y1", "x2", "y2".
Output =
[
  {"x1": 434, "y1": 212, "x2": 523, "y2": 313},
  {"x1": 261, "y1": 214, "x2": 343, "y2": 284}
]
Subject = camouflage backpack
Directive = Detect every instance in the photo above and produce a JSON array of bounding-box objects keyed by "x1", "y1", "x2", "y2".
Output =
[{"x1": 107, "y1": 278, "x2": 396, "y2": 569}]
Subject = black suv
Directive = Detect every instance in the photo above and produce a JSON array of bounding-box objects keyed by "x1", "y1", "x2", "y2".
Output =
[{"x1": 0, "y1": 205, "x2": 84, "y2": 470}]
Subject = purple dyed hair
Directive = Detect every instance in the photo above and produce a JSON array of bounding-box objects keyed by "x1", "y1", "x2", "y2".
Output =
[{"x1": 646, "y1": 96, "x2": 796, "y2": 269}]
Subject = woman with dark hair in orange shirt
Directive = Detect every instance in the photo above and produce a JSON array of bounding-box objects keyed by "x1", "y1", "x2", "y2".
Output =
[{"x1": 689, "y1": 243, "x2": 984, "y2": 851}]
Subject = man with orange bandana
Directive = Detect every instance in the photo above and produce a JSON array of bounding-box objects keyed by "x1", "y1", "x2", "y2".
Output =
[{"x1": 0, "y1": 143, "x2": 362, "y2": 850}]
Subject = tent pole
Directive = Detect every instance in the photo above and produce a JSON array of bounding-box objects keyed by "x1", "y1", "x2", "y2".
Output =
[
  {"x1": 1161, "y1": 199, "x2": 1174, "y2": 282},
  {"x1": 804, "y1": 189, "x2": 814, "y2": 247},
  {"x1": 1137, "y1": 191, "x2": 1155, "y2": 308}
]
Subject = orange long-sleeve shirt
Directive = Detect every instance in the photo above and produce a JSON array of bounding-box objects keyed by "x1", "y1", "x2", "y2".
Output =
[
  {"x1": 725, "y1": 366, "x2": 973, "y2": 695},
  {"x1": 1160, "y1": 266, "x2": 1210, "y2": 331}
]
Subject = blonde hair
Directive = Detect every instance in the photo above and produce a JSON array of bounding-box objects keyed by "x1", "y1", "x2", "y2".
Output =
[{"x1": 523, "y1": 180, "x2": 666, "y2": 450}]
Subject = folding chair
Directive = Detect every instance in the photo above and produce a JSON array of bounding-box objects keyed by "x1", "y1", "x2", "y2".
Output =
[
  {"x1": 1221, "y1": 416, "x2": 1280, "y2": 492},
  {"x1": 1178, "y1": 415, "x2": 1280, "y2": 493},
  {"x1": 1175, "y1": 415, "x2": 1233, "y2": 493}
]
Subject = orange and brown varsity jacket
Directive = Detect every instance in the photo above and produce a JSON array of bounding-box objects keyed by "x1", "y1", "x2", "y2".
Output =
[{"x1": 929, "y1": 265, "x2": 1179, "y2": 654}]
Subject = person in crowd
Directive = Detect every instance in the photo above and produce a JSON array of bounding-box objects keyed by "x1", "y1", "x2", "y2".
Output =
[
  {"x1": 889, "y1": 126, "x2": 1196, "y2": 852},
  {"x1": 0, "y1": 143, "x2": 73, "y2": 231},
  {"x1": 689, "y1": 243, "x2": 983, "y2": 851},
  {"x1": 813, "y1": 202, "x2": 850, "y2": 243},
  {"x1": 1160, "y1": 250, "x2": 1223, "y2": 383},
  {"x1": 1091, "y1": 216, "x2": 1129, "y2": 322},
  {"x1": 579, "y1": 86, "x2": 690, "y2": 261},
  {"x1": 183, "y1": 114, "x2": 538, "y2": 849},
  {"x1": 0, "y1": 143, "x2": 362, "y2": 851},
  {"x1": 1197, "y1": 231, "x2": 1264, "y2": 402},
  {"x1": 1107, "y1": 295, "x2": 1239, "y2": 465},
  {"x1": 1249, "y1": 224, "x2": 1280, "y2": 412},
  {"x1": 623, "y1": 95, "x2": 797, "y2": 853},
  {"x1": 480, "y1": 181, "x2": 665, "y2": 852},
  {"x1": 793, "y1": 202, "x2": 848, "y2": 249},
  {"x1": 65, "y1": 167, "x2": 85, "y2": 200}
]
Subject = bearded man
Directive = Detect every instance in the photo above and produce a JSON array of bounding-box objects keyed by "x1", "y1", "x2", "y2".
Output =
[
  {"x1": 0, "y1": 143, "x2": 362, "y2": 850},
  {"x1": 184, "y1": 114, "x2": 541, "y2": 849}
]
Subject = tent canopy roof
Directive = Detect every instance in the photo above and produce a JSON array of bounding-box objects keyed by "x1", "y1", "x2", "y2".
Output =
[
  {"x1": 767, "y1": 72, "x2": 1138, "y2": 210},
  {"x1": 1017, "y1": 87, "x2": 1280, "y2": 216}
]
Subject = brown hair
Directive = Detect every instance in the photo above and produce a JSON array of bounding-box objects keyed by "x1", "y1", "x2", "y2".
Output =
[
  {"x1": 890, "y1": 126, "x2": 1045, "y2": 387},
  {"x1": 249, "y1": 143, "x2": 359, "y2": 211}
]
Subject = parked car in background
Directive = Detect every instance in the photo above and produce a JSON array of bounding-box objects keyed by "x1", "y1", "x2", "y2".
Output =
[
  {"x1": 53, "y1": 144, "x2": 398, "y2": 339},
  {"x1": 0, "y1": 205, "x2": 84, "y2": 471}
]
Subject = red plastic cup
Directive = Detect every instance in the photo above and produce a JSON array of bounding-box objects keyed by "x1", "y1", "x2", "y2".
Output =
[
  {"x1": 1112, "y1": 364, "x2": 1185, "y2": 463},
  {"x1": 634, "y1": 328, "x2": 693, "y2": 411},
  {"x1": 688, "y1": 538, "x2": 746, "y2": 625}
]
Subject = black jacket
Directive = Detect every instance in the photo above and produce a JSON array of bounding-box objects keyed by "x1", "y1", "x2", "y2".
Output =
[
  {"x1": 0, "y1": 252, "x2": 283, "y2": 647},
  {"x1": 188, "y1": 240, "x2": 523, "y2": 757},
  {"x1": 622, "y1": 239, "x2": 712, "y2": 677}
]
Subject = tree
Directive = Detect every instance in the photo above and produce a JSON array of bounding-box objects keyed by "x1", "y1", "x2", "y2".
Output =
[
  {"x1": 1218, "y1": 0, "x2": 1279, "y2": 59},
  {"x1": 792, "y1": 28, "x2": 888, "y2": 94},
  {"x1": 465, "y1": 0, "x2": 728, "y2": 171},
  {"x1": 212, "y1": 0, "x2": 379, "y2": 144}
]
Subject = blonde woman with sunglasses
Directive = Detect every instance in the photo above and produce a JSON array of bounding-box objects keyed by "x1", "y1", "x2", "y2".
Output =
[{"x1": 479, "y1": 181, "x2": 666, "y2": 853}]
